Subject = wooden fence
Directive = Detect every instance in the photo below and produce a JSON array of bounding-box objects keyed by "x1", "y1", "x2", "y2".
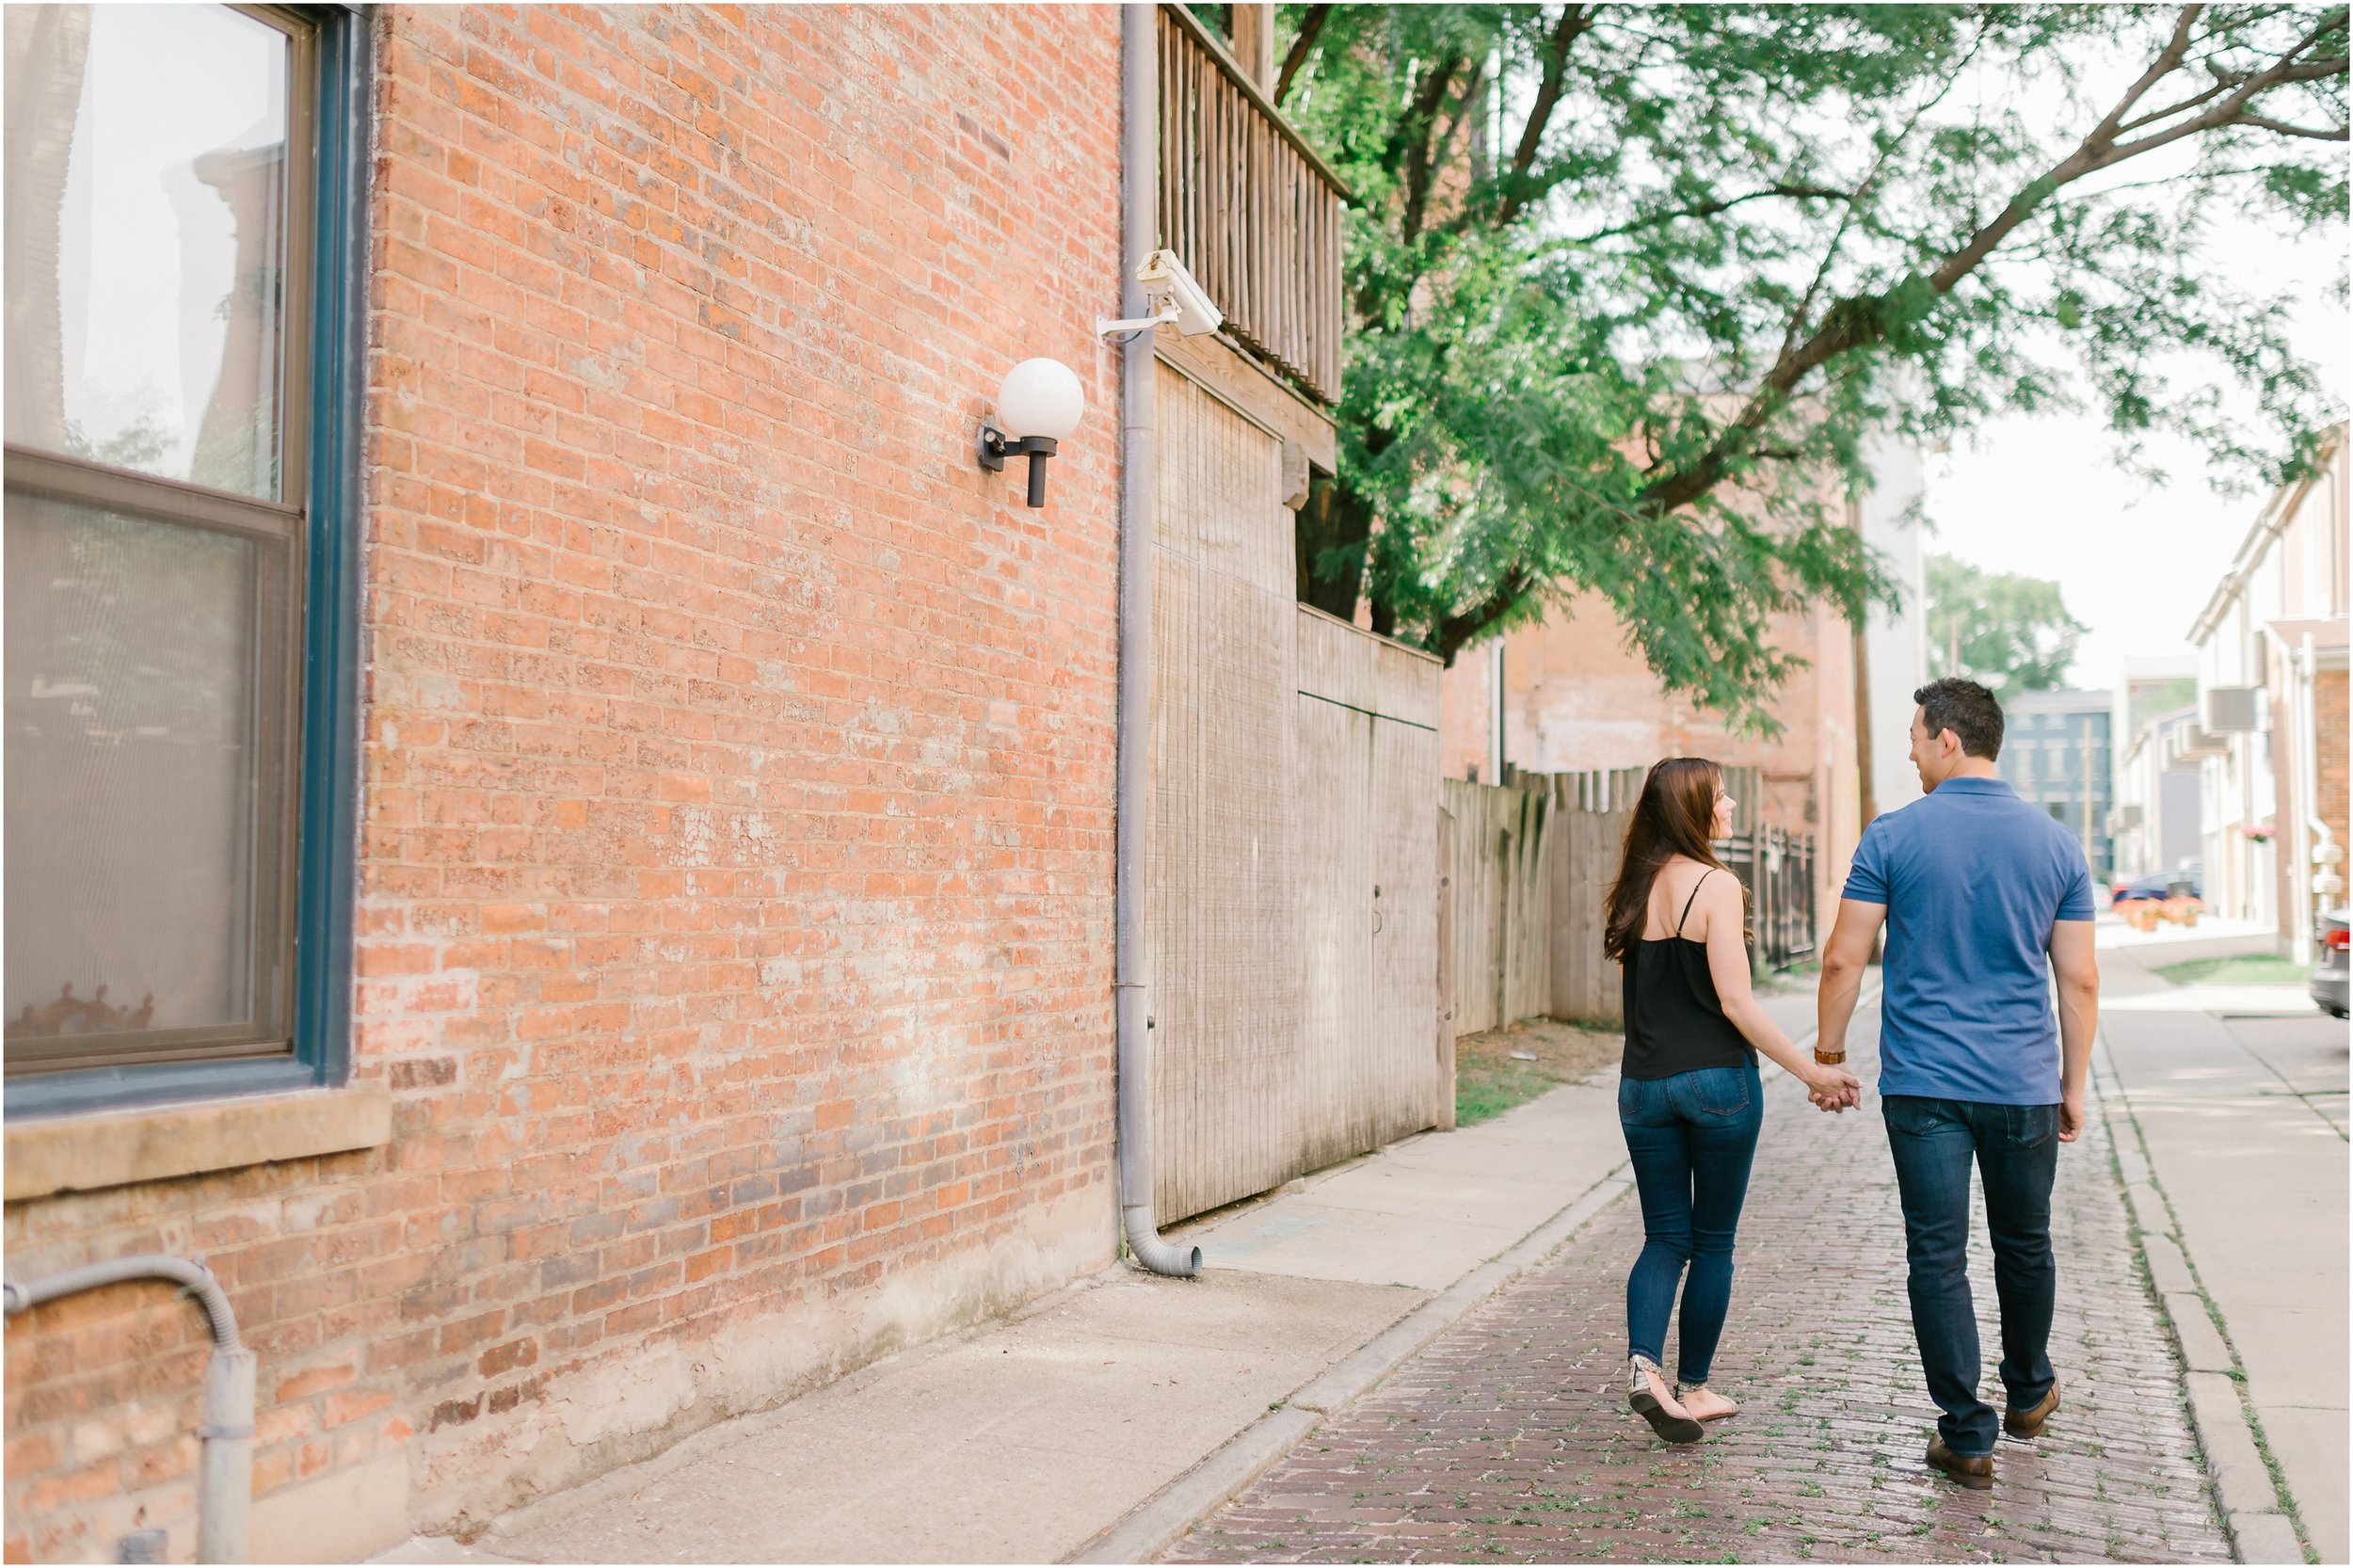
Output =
[
  {"x1": 1547, "y1": 768, "x2": 1647, "y2": 1024},
  {"x1": 1158, "y1": 3, "x2": 1347, "y2": 404},
  {"x1": 1442, "y1": 768, "x2": 1640, "y2": 1035},
  {"x1": 1441, "y1": 778, "x2": 1551, "y2": 1036},
  {"x1": 1442, "y1": 764, "x2": 1817, "y2": 1038}
]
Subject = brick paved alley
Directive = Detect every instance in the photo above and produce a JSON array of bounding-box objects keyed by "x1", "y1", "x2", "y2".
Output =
[{"x1": 1167, "y1": 1006, "x2": 2231, "y2": 1564}]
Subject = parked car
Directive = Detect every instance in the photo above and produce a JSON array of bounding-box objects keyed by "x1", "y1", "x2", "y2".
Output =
[
  {"x1": 2313, "y1": 908, "x2": 2349, "y2": 1019},
  {"x1": 2112, "y1": 871, "x2": 2202, "y2": 903}
]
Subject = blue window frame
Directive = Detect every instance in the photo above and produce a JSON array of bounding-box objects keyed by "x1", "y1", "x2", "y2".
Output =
[{"x1": 4, "y1": 6, "x2": 368, "y2": 1117}]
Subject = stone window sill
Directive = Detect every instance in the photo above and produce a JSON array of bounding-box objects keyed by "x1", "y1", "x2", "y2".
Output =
[{"x1": 3, "y1": 1083, "x2": 392, "y2": 1201}]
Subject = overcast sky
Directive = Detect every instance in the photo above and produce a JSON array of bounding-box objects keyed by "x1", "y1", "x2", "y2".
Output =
[{"x1": 1925, "y1": 226, "x2": 2349, "y2": 692}]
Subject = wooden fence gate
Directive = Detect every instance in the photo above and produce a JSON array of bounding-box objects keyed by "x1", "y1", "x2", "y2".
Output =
[
  {"x1": 1147, "y1": 363, "x2": 1301, "y2": 1225},
  {"x1": 1293, "y1": 607, "x2": 1444, "y2": 1176},
  {"x1": 1146, "y1": 367, "x2": 1448, "y2": 1224}
]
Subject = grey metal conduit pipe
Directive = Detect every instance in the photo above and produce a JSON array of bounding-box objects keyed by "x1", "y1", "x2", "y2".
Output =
[
  {"x1": 6, "y1": 1256, "x2": 255, "y2": 1562},
  {"x1": 1117, "y1": 0, "x2": 1201, "y2": 1278}
]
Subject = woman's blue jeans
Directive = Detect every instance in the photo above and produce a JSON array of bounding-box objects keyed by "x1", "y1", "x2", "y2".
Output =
[{"x1": 1617, "y1": 1064, "x2": 1763, "y2": 1384}]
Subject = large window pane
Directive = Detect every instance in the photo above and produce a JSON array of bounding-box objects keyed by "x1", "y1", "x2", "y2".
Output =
[
  {"x1": 4, "y1": 491, "x2": 290, "y2": 1063},
  {"x1": 3, "y1": 5, "x2": 289, "y2": 499}
]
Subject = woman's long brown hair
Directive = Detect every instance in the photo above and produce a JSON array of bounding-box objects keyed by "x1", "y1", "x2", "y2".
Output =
[{"x1": 1602, "y1": 757, "x2": 1738, "y2": 963}]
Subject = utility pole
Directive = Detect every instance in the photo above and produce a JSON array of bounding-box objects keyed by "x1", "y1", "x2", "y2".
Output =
[
  {"x1": 1489, "y1": 640, "x2": 1506, "y2": 785},
  {"x1": 2081, "y1": 723, "x2": 2095, "y2": 872},
  {"x1": 1853, "y1": 622, "x2": 1877, "y2": 828}
]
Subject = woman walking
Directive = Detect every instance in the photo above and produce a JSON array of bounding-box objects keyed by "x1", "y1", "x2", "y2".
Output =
[{"x1": 1603, "y1": 759, "x2": 1859, "y2": 1444}]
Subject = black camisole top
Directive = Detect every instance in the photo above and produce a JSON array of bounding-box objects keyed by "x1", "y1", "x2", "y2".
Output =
[{"x1": 1621, "y1": 869, "x2": 1757, "y2": 1081}]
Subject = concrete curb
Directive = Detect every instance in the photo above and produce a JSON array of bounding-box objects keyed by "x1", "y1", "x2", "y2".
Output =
[
  {"x1": 1065, "y1": 1167, "x2": 1634, "y2": 1564},
  {"x1": 2093, "y1": 1035, "x2": 2312, "y2": 1566}
]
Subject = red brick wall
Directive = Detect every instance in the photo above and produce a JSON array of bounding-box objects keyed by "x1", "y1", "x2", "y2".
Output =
[
  {"x1": 5, "y1": 7, "x2": 1125, "y2": 1559},
  {"x1": 2316, "y1": 669, "x2": 2348, "y2": 866}
]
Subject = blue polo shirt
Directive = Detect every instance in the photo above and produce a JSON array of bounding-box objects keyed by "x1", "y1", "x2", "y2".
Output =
[{"x1": 1842, "y1": 776, "x2": 2095, "y2": 1105}]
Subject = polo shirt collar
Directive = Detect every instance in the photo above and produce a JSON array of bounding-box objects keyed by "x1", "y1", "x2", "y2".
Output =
[{"x1": 1930, "y1": 776, "x2": 2014, "y2": 796}]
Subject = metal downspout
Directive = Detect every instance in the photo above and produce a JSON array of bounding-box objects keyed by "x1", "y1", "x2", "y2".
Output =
[
  {"x1": 1116, "y1": 0, "x2": 1200, "y2": 1278},
  {"x1": 6, "y1": 1256, "x2": 254, "y2": 1562}
]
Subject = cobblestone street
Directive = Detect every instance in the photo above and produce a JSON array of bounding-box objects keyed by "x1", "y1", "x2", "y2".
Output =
[{"x1": 1167, "y1": 1008, "x2": 2229, "y2": 1564}]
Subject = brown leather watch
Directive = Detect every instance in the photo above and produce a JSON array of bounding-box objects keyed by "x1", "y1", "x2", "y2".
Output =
[{"x1": 1814, "y1": 1048, "x2": 1848, "y2": 1065}]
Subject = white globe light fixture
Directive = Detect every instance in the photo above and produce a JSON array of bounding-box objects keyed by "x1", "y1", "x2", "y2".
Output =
[{"x1": 978, "y1": 358, "x2": 1084, "y2": 507}]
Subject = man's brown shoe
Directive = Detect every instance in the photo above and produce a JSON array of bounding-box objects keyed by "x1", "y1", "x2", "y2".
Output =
[
  {"x1": 2005, "y1": 1383, "x2": 2060, "y2": 1440},
  {"x1": 1927, "y1": 1435, "x2": 1994, "y2": 1489}
]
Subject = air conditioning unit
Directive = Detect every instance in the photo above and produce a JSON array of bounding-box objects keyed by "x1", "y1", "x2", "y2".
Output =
[
  {"x1": 2107, "y1": 804, "x2": 2144, "y2": 832},
  {"x1": 2172, "y1": 725, "x2": 2229, "y2": 760},
  {"x1": 2201, "y1": 685, "x2": 2265, "y2": 733}
]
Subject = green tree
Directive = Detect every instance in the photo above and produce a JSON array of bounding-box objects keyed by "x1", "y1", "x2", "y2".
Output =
[
  {"x1": 1273, "y1": 3, "x2": 2348, "y2": 730},
  {"x1": 1923, "y1": 552, "x2": 2088, "y2": 694}
]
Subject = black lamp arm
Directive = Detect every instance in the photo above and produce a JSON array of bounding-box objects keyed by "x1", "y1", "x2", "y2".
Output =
[{"x1": 977, "y1": 426, "x2": 1060, "y2": 508}]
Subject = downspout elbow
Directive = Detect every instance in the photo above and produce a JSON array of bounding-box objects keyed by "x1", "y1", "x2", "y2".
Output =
[
  {"x1": 1124, "y1": 1204, "x2": 1203, "y2": 1277},
  {"x1": 6, "y1": 1256, "x2": 253, "y2": 1562},
  {"x1": 5, "y1": 1254, "x2": 240, "y2": 1349}
]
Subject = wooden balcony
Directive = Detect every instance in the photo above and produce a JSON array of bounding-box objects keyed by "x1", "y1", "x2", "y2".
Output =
[{"x1": 1158, "y1": 4, "x2": 1348, "y2": 406}]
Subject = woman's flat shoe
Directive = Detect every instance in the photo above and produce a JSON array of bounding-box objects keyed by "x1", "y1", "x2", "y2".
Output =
[
  {"x1": 1677, "y1": 1382, "x2": 1739, "y2": 1420},
  {"x1": 1627, "y1": 1358, "x2": 1705, "y2": 1445}
]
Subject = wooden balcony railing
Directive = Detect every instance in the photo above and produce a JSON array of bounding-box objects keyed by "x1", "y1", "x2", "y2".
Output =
[{"x1": 1158, "y1": 4, "x2": 1348, "y2": 406}]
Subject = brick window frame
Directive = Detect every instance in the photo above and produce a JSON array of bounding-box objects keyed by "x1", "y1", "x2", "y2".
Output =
[{"x1": 4, "y1": 4, "x2": 369, "y2": 1119}]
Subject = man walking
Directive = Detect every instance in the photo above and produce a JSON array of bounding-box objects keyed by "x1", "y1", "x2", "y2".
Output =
[{"x1": 1815, "y1": 678, "x2": 2101, "y2": 1488}]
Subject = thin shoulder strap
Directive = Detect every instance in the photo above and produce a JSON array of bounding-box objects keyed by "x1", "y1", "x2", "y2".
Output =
[{"x1": 1675, "y1": 869, "x2": 1712, "y2": 937}]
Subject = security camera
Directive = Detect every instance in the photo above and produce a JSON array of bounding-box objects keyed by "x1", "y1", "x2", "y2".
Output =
[
  {"x1": 1135, "y1": 249, "x2": 1223, "y2": 337},
  {"x1": 1096, "y1": 248, "x2": 1225, "y2": 340}
]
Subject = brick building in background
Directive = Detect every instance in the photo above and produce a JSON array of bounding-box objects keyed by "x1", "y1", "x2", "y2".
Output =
[
  {"x1": 1436, "y1": 439, "x2": 1929, "y2": 933},
  {"x1": 1439, "y1": 590, "x2": 1862, "y2": 925},
  {"x1": 5, "y1": 6, "x2": 1131, "y2": 1559}
]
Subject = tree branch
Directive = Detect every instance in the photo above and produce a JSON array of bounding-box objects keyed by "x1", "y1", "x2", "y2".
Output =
[
  {"x1": 1574, "y1": 183, "x2": 1851, "y2": 244},
  {"x1": 2237, "y1": 110, "x2": 2351, "y2": 137},
  {"x1": 1400, "y1": 54, "x2": 1465, "y2": 246},
  {"x1": 2115, "y1": 74, "x2": 2233, "y2": 132},
  {"x1": 1493, "y1": 5, "x2": 1595, "y2": 230},
  {"x1": 1273, "y1": 4, "x2": 1332, "y2": 106},
  {"x1": 1633, "y1": 4, "x2": 2349, "y2": 520},
  {"x1": 2086, "y1": 3, "x2": 2207, "y2": 149},
  {"x1": 1434, "y1": 569, "x2": 1535, "y2": 664}
]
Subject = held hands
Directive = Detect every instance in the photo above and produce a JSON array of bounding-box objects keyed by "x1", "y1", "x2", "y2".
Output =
[{"x1": 1802, "y1": 1060, "x2": 1863, "y2": 1113}]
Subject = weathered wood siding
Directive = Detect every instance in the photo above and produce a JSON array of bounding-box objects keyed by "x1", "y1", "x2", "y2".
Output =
[
  {"x1": 1147, "y1": 373, "x2": 1447, "y2": 1224},
  {"x1": 1148, "y1": 363, "x2": 1301, "y2": 1223},
  {"x1": 1293, "y1": 607, "x2": 1444, "y2": 1173}
]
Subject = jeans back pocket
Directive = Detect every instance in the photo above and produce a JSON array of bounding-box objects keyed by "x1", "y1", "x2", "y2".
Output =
[
  {"x1": 2008, "y1": 1102, "x2": 2059, "y2": 1148},
  {"x1": 1690, "y1": 1066, "x2": 1752, "y2": 1117}
]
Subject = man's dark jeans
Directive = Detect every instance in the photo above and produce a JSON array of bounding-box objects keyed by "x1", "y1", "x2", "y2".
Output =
[{"x1": 1881, "y1": 1095, "x2": 2060, "y2": 1457}]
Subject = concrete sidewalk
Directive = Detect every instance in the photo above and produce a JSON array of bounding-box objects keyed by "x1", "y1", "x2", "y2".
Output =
[
  {"x1": 377, "y1": 988, "x2": 1834, "y2": 1564},
  {"x1": 2094, "y1": 925, "x2": 2347, "y2": 1565},
  {"x1": 373, "y1": 1045, "x2": 1639, "y2": 1560}
]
